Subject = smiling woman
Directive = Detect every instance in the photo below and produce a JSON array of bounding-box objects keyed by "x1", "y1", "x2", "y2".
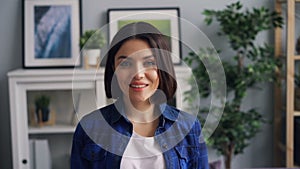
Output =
[
  {"x1": 71, "y1": 22, "x2": 209, "y2": 169},
  {"x1": 114, "y1": 39, "x2": 160, "y2": 111}
]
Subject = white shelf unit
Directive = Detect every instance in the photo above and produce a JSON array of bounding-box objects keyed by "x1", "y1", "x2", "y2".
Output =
[
  {"x1": 7, "y1": 68, "x2": 106, "y2": 169},
  {"x1": 7, "y1": 66, "x2": 191, "y2": 169},
  {"x1": 28, "y1": 125, "x2": 76, "y2": 134}
]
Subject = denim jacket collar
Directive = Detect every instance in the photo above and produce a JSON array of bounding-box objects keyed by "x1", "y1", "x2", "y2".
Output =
[{"x1": 109, "y1": 99, "x2": 178, "y2": 125}]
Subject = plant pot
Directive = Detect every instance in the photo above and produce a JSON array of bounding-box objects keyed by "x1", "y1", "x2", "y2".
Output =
[
  {"x1": 84, "y1": 49, "x2": 101, "y2": 67},
  {"x1": 36, "y1": 107, "x2": 50, "y2": 122}
]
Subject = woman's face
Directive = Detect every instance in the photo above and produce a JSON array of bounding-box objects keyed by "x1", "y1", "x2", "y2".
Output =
[{"x1": 114, "y1": 39, "x2": 159, "y2": 105}]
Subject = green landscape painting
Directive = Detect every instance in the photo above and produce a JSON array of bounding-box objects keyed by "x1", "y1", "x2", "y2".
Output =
[{"x1": 118, "y1": 20, "x2": 172, "y2": 50}]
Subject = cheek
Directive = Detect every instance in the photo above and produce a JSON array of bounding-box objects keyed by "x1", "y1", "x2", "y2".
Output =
[
  {"x1": 115, "y1": 71, "x2": 129, "y2": 85},
  {"x1": 147, "y1": 70, "x2": 159, "y2": 86},
  {"x1": 114, "y1": 68, "x2": 123, "y2": 83}
]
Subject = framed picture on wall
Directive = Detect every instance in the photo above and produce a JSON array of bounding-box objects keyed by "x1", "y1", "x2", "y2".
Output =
[
  {"x1": 107, "y1": 8, "x2": 182, "y2": 64},
  {"x1": 23, "y1": 0, "x2": 82, "y2": 68}
]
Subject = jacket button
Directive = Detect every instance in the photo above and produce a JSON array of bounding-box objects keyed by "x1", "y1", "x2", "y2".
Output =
[{"x1": 163, "y1": 144, "x2": 168, "y2": 149}]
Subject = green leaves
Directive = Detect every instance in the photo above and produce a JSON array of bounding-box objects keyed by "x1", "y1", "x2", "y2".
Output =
[
  {"x1": 185, "y1": 1, "x2": 283, "y2": 158},
  {"x1": 80, "y1": 30, "x2": 106, "y2": 49},
  {"x1": 202, "y1": 1, "x2": 283, "y2": 51},
  {"x1": 184, "y1": 48, "x2": 222, "y2": 98},
  {"x1": 35, "y1": 95, "x2": 50, "y2": 108},
  {"x1": 205, "y1": 103, "x2": 265, "y2": 155}
]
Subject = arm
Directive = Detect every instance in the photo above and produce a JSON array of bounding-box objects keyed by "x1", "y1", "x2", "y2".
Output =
[
  {"x1": 70, "y1": 124, "x2": 86, "y2": 169},
  {"x1": 195, "y1": 119, "x2": 209, "y2": 169}
]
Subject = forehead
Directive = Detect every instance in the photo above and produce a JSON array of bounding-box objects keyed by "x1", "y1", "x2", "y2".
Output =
[{"x1": 115, "y1": 39, "x2": 153, "y2": 58}]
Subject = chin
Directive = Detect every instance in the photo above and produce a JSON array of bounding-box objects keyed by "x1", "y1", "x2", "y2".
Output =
[{"x1": 129, "y1": 96, "x2": 151, "y2": 104}]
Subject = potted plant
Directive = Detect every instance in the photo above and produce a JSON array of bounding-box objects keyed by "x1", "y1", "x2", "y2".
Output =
[
  {"x1": 35, "y1": 94, "x2": 51, "y2": 122},
  {"x1": 80, "y1": 30, "x2": 106, "y2": 68},
  {"x1": 184, "y1": 2, "x2": 283, "y2": 169}
]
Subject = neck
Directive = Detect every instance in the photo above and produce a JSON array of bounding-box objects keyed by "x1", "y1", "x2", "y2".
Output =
[{"x1": 123, "y1": 96, "x2": 158, "y2": 123}]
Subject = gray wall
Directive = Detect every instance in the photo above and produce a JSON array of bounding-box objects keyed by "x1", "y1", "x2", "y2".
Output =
[
  {"x1": 0, "y1": 0, "x2": 275, "y2": 168},
  {"x1": 0, "y1": 1, "x2": 22, "y2": 169}
]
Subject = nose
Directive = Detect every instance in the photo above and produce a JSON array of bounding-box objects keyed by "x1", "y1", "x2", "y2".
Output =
[{"x1": 132, "y1": 63, "x2": 145, "y2": 80}]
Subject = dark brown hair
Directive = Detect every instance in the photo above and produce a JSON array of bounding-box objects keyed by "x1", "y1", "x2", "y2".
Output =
[{"x1": 104, "y1": 22, "x2": 177, "y2": 101}]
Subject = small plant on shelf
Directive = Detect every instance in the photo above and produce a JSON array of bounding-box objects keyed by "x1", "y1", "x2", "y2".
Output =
[
  {"x1": 34, "y1": 94, "x2": 50, "y2": 122},
  {"x1": 80, "y1": 29, "x2": 107, "y2": 69},
  {"x1": 80, "y1": 30, "x2": 106, "y2": 50}
]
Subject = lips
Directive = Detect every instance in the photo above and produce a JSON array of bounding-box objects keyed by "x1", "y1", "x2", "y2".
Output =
[
  {"x1": 129, "y1": 82, "x2": 149, "y2": 89},
  {"x1": 130, "y1": 84, "x2": 147, "y2": 88}
]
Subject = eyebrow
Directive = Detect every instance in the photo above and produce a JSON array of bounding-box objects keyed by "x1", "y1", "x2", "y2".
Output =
[
  {"x1": 116, "y1": 55, "x2": 128, "y2": 60},
  {"x1": 116, "y1": 55, "x2": 154, "y2": 60},
  {"x1": 143, "y1": 55, "x2": 155, "y2": 60}
]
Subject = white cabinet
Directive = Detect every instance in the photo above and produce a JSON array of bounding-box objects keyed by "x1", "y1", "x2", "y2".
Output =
[
  {"x1": 7, "y1": 66, "x2": 191, "y2": 169},
  {"x1": 8, "y1": 68, "x2": 106, "y2": 169}
]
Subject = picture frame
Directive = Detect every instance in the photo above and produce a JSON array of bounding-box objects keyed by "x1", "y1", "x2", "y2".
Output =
[
  {"x1": 23, "y1": 0, "x2": 82, "y2": 68},
  {"x1": 107, "y1": 8, "x2": 182, "y2": 64}
]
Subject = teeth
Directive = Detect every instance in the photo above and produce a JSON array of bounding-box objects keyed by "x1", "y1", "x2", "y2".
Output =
[{"x1": 130, "y1": 84, "x2": 147, "y2": 88}]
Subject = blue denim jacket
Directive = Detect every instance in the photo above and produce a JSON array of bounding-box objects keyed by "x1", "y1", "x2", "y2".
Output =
[{"x1": 71, "y1": 101, "x2": 209, "y2": 169}]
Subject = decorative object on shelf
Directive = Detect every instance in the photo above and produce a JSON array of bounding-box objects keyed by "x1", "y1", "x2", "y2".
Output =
[
  {"x1": 23, "y1": 0, "x2": 82, "y2": 68},
  {"x1": 80, "y1": 30, "x2": 106, "y2": 69},
  {"x1": 29, "y1": 139, "x2": 52, "y2": 169},
  {"x1": 295, "y1": 72, "x2": 300, "y2": 111},
  {"x1": 107, "y1": 7, "x2": 182, "y2": 64},
  {"x1": 184, "y1": 2, "x2": 283, "y2": 169},
  {"x1": 31, "y1": 94, "x2": 55, "y2": 126},
  {"x1": 35, "y1": 95, "x2": 50, "y2": 122}
]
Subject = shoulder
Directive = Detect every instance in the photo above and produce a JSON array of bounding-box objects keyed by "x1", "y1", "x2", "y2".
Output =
[
  {"x1": 74, "y1": 103, "x2": 120, "y2": 140},
  {"x1": 162, "y1": 104, "x2": 195, "y2": 120},
  {"x1": 164, "y1": 104, "x2": 202, "y2": 136},
  {"x1": 76, "y1": 103, "x2": 117, "y2": 132},
  {"x1": 80, "y1": 103, "x2": 116, "y2": 122}
]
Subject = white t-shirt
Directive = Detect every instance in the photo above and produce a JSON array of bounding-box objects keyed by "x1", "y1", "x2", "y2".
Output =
[{"x1": 120, "y1": 131, "x2": 166, "y2": 169}]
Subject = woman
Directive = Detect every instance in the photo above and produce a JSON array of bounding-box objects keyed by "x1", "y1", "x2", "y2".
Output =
[{"x1": 71, "y1": 22, "x2": 209, "y2": 169}]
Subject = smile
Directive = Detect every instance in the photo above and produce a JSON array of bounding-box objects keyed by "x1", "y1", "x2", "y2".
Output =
[{"x1": 129, "y1": 84, "x2": 148, "y2": 88}]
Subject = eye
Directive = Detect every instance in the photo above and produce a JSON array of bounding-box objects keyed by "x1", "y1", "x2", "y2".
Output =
[
  {"x1": 119, "y1": 60, "x2": 132, "y2": 68},
  {"x1": 144, "y1": 60, "x2": 156, "y2": 67}
]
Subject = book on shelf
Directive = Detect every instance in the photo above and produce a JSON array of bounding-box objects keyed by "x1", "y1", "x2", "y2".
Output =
[{"x1": 29, "y1": 139, "x2": 52, "y2": 169}]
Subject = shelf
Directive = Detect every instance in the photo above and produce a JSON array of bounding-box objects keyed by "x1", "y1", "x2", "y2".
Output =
[
  {"x1": 295, "y1": 111, "x2": 300, "y2": 116},
  {"x1": 274, "y1": 0, "x2": 300, "y2": 167},
  {"x1": 277, "y1": 54, "x2": 300, "y2": 60},
  {"x1": 28, "y1": 124, "x2": 76, "y2": 134},
  {"x1": 7, "y1": 68, "x2": 105, "y2": 77},
  {"x1": 276, "y1": 52, "x2": 286, "y2": 58},
  {"x1": 295, "y1": 56, "x2": 300, "y2": 60},
  {"x1": 277, "y1": 0, "x2": 300, "y2": 3}
]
